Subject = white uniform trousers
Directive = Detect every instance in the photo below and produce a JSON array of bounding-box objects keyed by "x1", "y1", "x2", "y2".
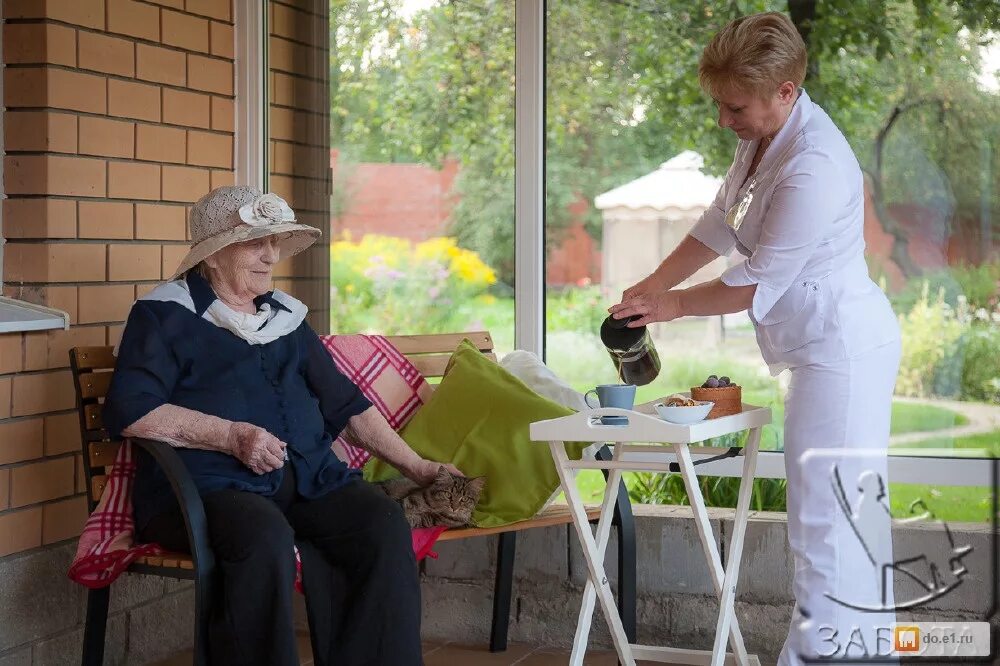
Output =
[{"x1": 778, "y1": 339, "x2": 902, "y2": 665}]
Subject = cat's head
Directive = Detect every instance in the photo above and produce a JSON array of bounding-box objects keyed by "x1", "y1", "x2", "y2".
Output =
[{"x1": 423, "y1": 466, "x2": 486, "y2": 528}]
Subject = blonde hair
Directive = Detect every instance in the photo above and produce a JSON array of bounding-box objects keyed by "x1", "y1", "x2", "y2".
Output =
[{"x1": 698, "y1": 12, "x2": 807, "y2": 100}]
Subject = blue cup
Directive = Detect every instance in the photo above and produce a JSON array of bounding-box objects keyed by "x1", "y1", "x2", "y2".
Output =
[{"x1": 584, "y1": 384, "x2": 637, "y2": 425}]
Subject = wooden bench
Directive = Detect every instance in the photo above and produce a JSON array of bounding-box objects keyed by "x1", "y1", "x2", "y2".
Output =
[{"x1": 71, "y1": 332, "x2": 636, "y2": 666}]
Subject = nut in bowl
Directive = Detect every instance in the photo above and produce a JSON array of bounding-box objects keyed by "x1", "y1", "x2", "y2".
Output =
[{"x1": 654, "y1": 394, "x2": 714, "y2": 424}]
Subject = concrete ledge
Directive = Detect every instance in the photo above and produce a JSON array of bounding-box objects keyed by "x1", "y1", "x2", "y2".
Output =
[{"x1": 419, "y1": 505, "x2": 996, "y2": 666}]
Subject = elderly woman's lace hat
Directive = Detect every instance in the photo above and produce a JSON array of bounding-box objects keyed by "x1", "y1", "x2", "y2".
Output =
[{"x1": 169, "y1": 186, "x2": 321, "y2": 280}]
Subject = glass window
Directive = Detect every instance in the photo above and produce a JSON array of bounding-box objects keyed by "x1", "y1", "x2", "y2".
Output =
[{"x1": 543, "y1": 0, "x2": 998, "y2": 520}]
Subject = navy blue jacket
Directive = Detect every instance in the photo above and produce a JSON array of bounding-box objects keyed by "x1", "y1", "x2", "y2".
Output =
[{"x1": 104, "y1": 272, "x2": 372, "y2": 529}]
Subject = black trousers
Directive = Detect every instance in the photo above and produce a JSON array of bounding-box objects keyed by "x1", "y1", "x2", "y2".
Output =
[{"x1": 139, "y1": 469, "x2": 423, "y2": 666}]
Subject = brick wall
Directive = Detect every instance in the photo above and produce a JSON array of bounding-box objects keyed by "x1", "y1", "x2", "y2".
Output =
[
  {"x1": 268, "y1": 0, "x2": 330, "y2": 332},
  {"x1": 0, "y1": 0, "x2": 237, "y2": 661}
]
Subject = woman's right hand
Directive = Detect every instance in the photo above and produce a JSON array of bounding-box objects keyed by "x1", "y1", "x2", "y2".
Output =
[
  {"x1": 226, "y1": 422, "x2": 287, "y2": 474},
  {"x1": 619, "y1": 271, "x2": 667, "y2": 305}
]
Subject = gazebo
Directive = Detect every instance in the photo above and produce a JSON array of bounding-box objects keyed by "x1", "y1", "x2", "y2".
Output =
[{"x1": 595, "y1": 150, "x2": 729, "y2": 299}]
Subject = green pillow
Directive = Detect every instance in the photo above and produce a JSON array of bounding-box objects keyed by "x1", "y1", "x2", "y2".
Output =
[{"x1": 364, "y1": 339, "x2": 588, "y2": 528}]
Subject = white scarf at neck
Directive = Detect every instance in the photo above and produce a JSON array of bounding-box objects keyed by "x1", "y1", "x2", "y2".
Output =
[{"x1": 139, "y1": 279, "x2": 308, "y2": 345}]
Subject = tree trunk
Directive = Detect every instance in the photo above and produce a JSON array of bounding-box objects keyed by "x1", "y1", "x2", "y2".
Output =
[
  {"x1": 787, "y1": 0, "x2": 819, "y2": 84},
  {"x1": 870, "y1": 99, "x2": 946, "y2": 278}
]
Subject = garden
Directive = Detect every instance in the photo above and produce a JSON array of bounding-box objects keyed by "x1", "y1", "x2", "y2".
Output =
[{"x1": 332, "y1": 234, "x2": 1000, "y2": 523}]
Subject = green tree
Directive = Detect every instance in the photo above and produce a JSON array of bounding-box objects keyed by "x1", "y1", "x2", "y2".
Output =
[{"x1": 330, "y1": 0, "x2": 1000, "y2": 283}]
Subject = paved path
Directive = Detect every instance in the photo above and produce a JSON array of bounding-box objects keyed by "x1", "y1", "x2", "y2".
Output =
[{"x1": 890, "y1": 396, "x2": 1000, "y2": 446}]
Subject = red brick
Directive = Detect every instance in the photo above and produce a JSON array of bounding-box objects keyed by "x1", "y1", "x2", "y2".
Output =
[
  {"x1": 3, "y1": 111, "x2": 77, "y2": 154},
  {"x1": 137, "y1": 44, "x2": 186, "y2": 87},
  {"x1": 2, "y1": 23, "x2": 76, "y2": 66},
  {"x1": 162, "y1": 165, "x2": 210, "y2": 202},
  {"x1": 0, "y1": 335, "x2": 22, "y2": 374},
  {"x1": 108, "y1": 244, "x2": 162, "y2": 281},
  {"x1": 210, "y1": 95, "x2": 234, "y2": 132},
  {"x1": 107, "y1": 0, "x2": 160, "y2": 41},
  {"x1": 45, "y1": 412, "x2": 82, "y2": 456},
  {"x1": 163, "y1": 88, "x2": 211, "y2": 129},
  {"x1": 136, "y1": 204, "x2": 187, "y2": 240},
  {"x1": 4, "y1": 67, "x2": 107, "y2": 114},
  {"x1": 11, "y1": 370, "x2": 75, "y2": 418},
  {"x1": 0, "y1": 378, "x2": 11, "y2": 419},
  {"x1": 108, "y1": 161, "x2": 161, "y2": 200},
  {"x1": 78, "y1": 117, "x2": 134, "y2": 159},
  {"x1": 10, "y1": 457, "x2": 76, "y2": 507},
  {"x1": 2, "y1": 198, "x2": 77, "y2": 239},
  {"x1": 43, "y1": 495, "x2": 88, "y2": 544},
  {"x1": 78, "y1": 30, "x2": 135, "y2": 77},
  {"x1": 0, "y1": 508, "x2": 42, "y2": 557},
  {"x1": 78, "y1": 201, "x2": 134, "y2": 240},
  {"x1": 108, "y1": 79, "x2": 161, "y2": 122},
  {"x1": 210, "y1": 169, "x2": 234, "y2": 190},
  {"x1": 4, "y1": 0, "x2": 105, "y2": 29},
  {"x1": 0, "y1": 469, "x2": 8, "y2": 511},
  {"x1": 136, "y1": 124, "x2": 187, "y2": 163},
  {"x1": 4, "y1": 155, "x2": 106, "y2": 198},
  {"x1": 210, "y1": 20, "x2": 234, "y2": 58},
  {"x1": 163, "y1": 9, "x2": 210, "y2": 52},
  {"x1": 161, "y1": 244, "x2": 190, "y2": 279},
  {"x1": 186, "y1": 130, "x2": 231, "y2": 168},
  {"x1": 187, "y1": 54, "x2": 232, "y2": 95},
  {"x1": 0, "y1": 418, "x2": 44, "y2": 464},
  {"x1": 108, "y1": 325, "x2": 125, "y2": 349},
  {"x1": 3, "y1": 243, "x2": 107, "y2": 283},
  {"x1": 26, "y1": 327, "x2": 106, "y2": 371},
  {"x1": 185, "y1": 0, "x2": 231, "y2": 21},
  {"x1": 1, "y1": 286, "x2": 79, "y2": 323},
  {"x1": 78, "y1": 285, "x2": 135, "y2": 324}
]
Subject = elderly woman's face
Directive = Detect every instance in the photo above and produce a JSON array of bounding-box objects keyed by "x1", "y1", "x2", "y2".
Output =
[
  {"x1": 713, "y1": 82, "x2": 796, "y2": 141},
  {"x1": 205, "y1": 236, "x2": 281, "y2": 298}
]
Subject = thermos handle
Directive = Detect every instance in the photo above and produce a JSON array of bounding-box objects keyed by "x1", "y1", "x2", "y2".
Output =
[{"x1": 584, "y1": 389, "x2": 600, "y2": 409}]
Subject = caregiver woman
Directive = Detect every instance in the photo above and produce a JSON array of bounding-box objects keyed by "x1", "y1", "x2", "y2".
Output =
[{"x1": 610, "y1": 12, "x2": 901, "y2": 665}]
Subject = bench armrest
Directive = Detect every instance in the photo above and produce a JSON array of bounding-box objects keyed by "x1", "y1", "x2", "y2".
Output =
[{"x1": 131, "y1": 438, "x2": 216, "y2": 575}]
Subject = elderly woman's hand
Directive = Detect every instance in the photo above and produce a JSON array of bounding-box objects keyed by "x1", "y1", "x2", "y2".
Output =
[
  {"x1": 608, "y1": 290, "x2": 683, "y2": 328},
  {"x1": 406, "y1": 459, "x2": 465, "y2": 486},
  {"x1": 226, "y1": 422, "x2": 287, "y2": 475}
]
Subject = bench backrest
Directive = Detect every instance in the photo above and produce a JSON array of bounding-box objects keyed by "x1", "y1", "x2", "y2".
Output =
[{"x1": 69, "y1": 332, "x2": 495, "y2": 512}]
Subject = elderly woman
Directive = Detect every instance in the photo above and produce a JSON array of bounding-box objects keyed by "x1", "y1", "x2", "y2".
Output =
[
  {"x1": 105, "y1": 186, "x2": 457, "y2": 666},
  {"x1": 610, "y1": 13, "x2": 900, "y2": 665}
]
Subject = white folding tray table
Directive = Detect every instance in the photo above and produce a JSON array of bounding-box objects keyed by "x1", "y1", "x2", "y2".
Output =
[{"x1": 530, "y1": 401, "x2": 772, "y2": 666}]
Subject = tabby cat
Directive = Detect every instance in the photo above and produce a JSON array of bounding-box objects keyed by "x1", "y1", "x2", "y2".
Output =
[{"x1": 377, "y1": 466, "x2": 486, "y2": 528}]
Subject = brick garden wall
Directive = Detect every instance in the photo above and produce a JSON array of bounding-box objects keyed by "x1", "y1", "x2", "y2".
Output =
[{"x1": 0, "y1": 0, "x2": 327, "y2": 662}]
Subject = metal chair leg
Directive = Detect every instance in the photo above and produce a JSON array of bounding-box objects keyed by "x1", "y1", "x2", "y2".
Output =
[
  {"x1": 81, "y1": 586, "x2": 110, "y2": 666},
  {"x1": 489, "y1": 531, "x2": 517, "y2": 652},
  {"x1": 597, "y1": 445, "x2": 637, "y2": 644}
]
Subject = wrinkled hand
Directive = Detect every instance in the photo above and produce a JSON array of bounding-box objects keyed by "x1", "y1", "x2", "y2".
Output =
[
  {"x1": 226, "y1": 422, "x2": 287, "y2": 475},
  {"x1": 406, "y1": 459, "x2": 464, "y2": 485},
  {"x1": 607, "y1": 290, "x2": 683, "y2": 328}
]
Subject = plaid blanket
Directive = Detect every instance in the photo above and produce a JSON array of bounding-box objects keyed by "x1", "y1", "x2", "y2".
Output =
[{"x1": 69, "y1": 334, "x2": 442, "y2": 590}]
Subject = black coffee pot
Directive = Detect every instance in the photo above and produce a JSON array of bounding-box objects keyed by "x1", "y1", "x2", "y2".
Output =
[{"x1": 599, "y1": 314, "x2": 661, "y2": 386}]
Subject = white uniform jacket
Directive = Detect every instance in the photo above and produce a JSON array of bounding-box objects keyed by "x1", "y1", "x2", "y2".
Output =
[{"x1": 690, "y1": 89, "x2": 900, "y2": 375}]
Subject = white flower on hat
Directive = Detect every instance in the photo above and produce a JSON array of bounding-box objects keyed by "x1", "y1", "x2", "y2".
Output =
[{"x1": 238, "y1": 193, "x2": 296, "y2": 227}]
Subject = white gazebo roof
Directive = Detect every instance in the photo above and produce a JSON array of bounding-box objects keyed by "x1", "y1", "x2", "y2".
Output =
[{"x1": 594, "y1": 150, "x2": 723, "y2": 212}]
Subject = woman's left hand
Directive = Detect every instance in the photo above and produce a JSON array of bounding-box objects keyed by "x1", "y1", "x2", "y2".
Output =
[
  {"x1": 608, "y1": 290, "x2": 683, "y2": 327},
  {"x1": 406, "y1": 459, "x2": 464, "y2": 485}
]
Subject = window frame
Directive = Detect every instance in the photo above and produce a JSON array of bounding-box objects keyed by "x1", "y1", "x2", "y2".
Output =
[{"x1": 237, "y1": 0, "x2": 997, "y2": 491}]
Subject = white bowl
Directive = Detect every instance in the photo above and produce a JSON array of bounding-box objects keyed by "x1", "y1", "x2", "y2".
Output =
[{"x1": 654, "y1": 401, "x2": 714, "y2": 424}]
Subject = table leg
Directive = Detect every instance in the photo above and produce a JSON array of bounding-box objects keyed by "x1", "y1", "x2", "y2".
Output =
[
  {"x1": 708, "y1": 427, "x2": 761, "y2": 666},
  {"x1": 549, "y1": 441, "x2": 636, "y2": 666},
  {"x1": 673, "y1": 429, "x2": 761, "y2": 666},
  {"x1": 573, "y1": 445, "x2": 624, "y2": 658}
]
